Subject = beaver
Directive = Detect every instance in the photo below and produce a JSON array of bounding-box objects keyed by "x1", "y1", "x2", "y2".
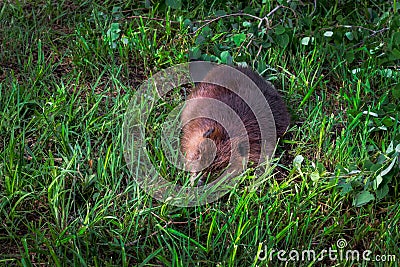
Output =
[{"x1": 180, "y1": 65, "x2": 290, "y2": 186}]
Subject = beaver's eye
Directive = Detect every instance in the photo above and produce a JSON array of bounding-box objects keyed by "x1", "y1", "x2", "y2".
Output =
[{"x1": 203, "y1": 127, "x2": 215, "y2": 138}]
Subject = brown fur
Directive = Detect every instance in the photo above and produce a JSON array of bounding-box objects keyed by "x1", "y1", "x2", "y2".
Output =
[{"x1": 180, "y1": 66, "x2": 290, "y2": 185}]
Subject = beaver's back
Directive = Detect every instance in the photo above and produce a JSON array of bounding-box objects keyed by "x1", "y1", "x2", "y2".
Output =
[{"x1": 180, "y1": 66, "x2": 290, "y2": 185}]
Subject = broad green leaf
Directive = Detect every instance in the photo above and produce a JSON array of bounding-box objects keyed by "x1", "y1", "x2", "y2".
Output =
[
  {"x1": 376, "y1": 184, "x2": 389, "y2": 200},
  {"x1": 276, "y1": 33, "x2": 289, "y2": 48},
  {"x1": 339, "y1": 182, "x2": 353, "y2": 196},
  {"x1": 382, "y1": 117, "x2": 395, "y2": 127},
  {"x1": 392, "y1": 83, "x2": 400, "y2": 99},
  {"x1": 111, "y1": 32, "x2": 119, "y2": 41},
  {"x1": 195, "y1": 35, "x2": 206, "y2": 45},
  {"x1": 293, "y1": 155, "x2": 304, "y2": 169},
  {"x1": 110, "y1": 22, "x2": 120, "y2": 31},
  {"x1": 189, "y1": 47, "x2": 201, "y2": 60},
  {"x1": 345, "y1": 32, "x2": 354, "y2": 40},
  {"x1": 112, "y1": 6, "x2": 121, "y2": 14},
  {"x1": 183, "y1": 18, "x2": 191, "y2": 28},
  {"x1": 353, "y1": 191, "x2": 375, "y2": 206},
  {"x1": 243, "y1": 21, "x2": 252, "y2": 27},
  {"x1": 107, "y1": 23, "x2": 120, "y2": 43},
  {"x1": 275, "y1": 25, "x2": 286, "y2": 35},
  {"x1": 373, "y1": 174, "x2": 383, "y2": 190},
  {"x1": 220, "y1": 51, "x2": 232, "y2": 64},
  {"x1": 233, "y1": 33, "x2": 246, "y2": 46},
  {"x1": 389, "y1": 48, "x2": 400, "y2": 61},
  {"x1": 301, "y1": 37, "x2": 312, "y2": 45},
  {"x1": 310, "y1": 171, "x2": 320, "y2": 182}
]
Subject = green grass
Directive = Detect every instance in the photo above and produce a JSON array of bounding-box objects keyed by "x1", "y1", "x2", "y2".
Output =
[{"x1": 1, "y1": 0, "x2": 399, "y2": 266}]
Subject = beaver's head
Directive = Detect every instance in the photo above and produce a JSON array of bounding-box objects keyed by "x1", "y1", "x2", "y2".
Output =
[{"x1": 180, "y1": 118, "x2": 253, "y2": 186}]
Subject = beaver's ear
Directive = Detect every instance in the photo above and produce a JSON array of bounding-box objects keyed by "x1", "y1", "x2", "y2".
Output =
[{"x1": 203, "y1": 127, "x2": 215, "y2": 138}]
